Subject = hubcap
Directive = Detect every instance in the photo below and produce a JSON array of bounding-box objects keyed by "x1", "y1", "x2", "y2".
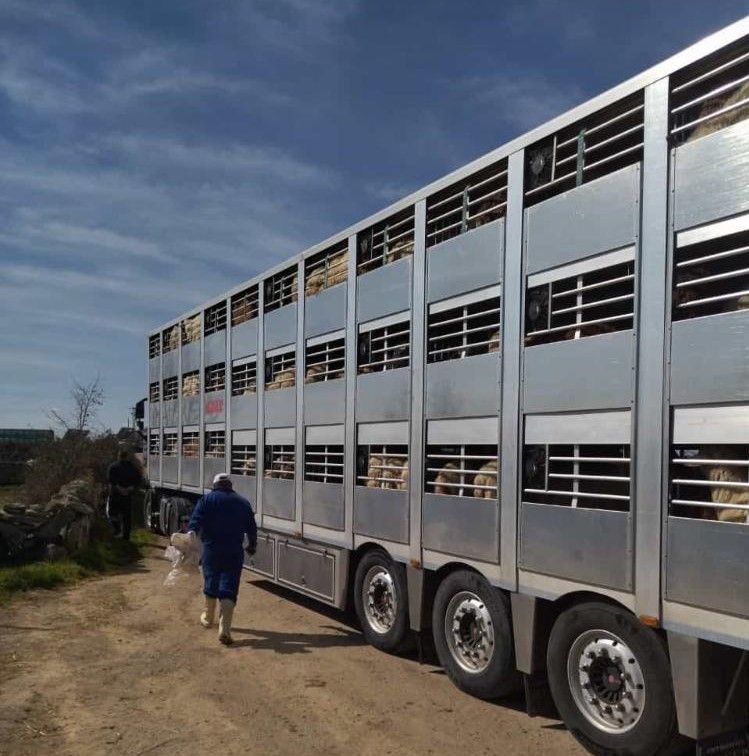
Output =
[
  {"x1": 567, "y1": 630, "x2": 646, "y2": 734},
  {"x1": 363, "y1": 566, "x2": 397, "y2": 634},
  {"x1": 444, "y1": 591, "x2": 495, "y2": 673}
]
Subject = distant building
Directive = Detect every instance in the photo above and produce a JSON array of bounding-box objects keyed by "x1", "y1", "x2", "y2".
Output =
[{"x1": 0, "y1": 429, "x2": 54, "y2": 485}]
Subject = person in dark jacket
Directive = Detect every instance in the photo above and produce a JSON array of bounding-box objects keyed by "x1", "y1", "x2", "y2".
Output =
[
  {"x1": 107, "y1": 449, "x2": 143, "y2": 541},
  {"x1": 188, "y1": 473, "x2": 257, "y2": 645}
]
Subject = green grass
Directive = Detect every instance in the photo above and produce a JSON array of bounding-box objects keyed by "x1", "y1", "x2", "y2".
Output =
[{"x1": 0, "y1": 528, "x2": 156, "y2": 604}]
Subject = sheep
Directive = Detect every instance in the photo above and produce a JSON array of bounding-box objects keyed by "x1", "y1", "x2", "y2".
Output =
[
  {"x1": 305, "y1": 266, "x2": 325, "y2": 297},
  {"x1": 305, "y1": 364, "x2": 325, "y2": 384},
  {"x1": 241, "y1": 457, "x2": 257, "y2": 477},
  {"x1": 688, "y1": 81, "x2": 749, "y2": 142},
  {"x1": 365, "y1": 454, "x2": 383, "y2": 488},
  {"x1": 182, "y1": 439, "x2": 199, "y2": 458},
  {"x1": 563, "y1": 321, "x2": 618, "y2": 340},
  {"x1": 182, "y1": 374, "x2": 200, "y2": 397},
  {"x1": 468, "y1": 199, "x2": 499, "y2": 229},
  {"x1": 685, "y1": 446, "x2": 749, "y2": 523},
  {"x1": 385, "y1": 238, "x2": 414, "y2": 264},
  {"x1": 166, "y1": 327, "x2": 180, "y2": 352},
  {"x1": 182, "y1": 316, "x2": 201, "y2": 343},
  {"x1": 392, "y1": 458, "x2": 409, "y2": 491},
  {"x1": 472, "y1": 459, "x2": 498, "y2": 499},
  {"x1": 327, "y1": 250, "x2": 348, "y2": 286},
  {"x1": 434, "y1": 462, "x2": 460, "y2": 495},
  {"x1": 487, "y1": 330, "x2": 500, "y2": 353},
  {"x1": 266, "y1": 368, "x2": 295, "y2": 391}
]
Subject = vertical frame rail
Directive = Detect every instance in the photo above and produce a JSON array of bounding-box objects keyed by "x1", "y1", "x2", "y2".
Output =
[
  {"x1": 409, "y1": 200, "x2": 427, "y2": 564},
  {"x1": 344, "y1": 234, "x2": 358, "y2": 548},
  {"x1": 635, "y1": 77, "x2": 670, "y2": 620},
  {"x1": 295, "y1": 259, "x2": 305, "y2": 535},
  {"x1": 256, "y1": 281, "x2": 266, "y2": 521},
  {"x1": 500, "y1": 149, "x2": 525, "y2": 589}
]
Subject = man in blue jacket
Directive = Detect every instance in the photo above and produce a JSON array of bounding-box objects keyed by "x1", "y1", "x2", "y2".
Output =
[{"x1": 188, "y1": 473, "x2": 257, "y2": 645}]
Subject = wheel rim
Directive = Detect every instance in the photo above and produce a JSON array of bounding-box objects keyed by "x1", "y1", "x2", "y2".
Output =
[
  {"x1": 444, "y1": 591, "x2": 495, "y2": 673},
  {"x1": 362, "y1": 565, "x2": 397, "y2": 634},
  {"x1": 567, "y1": 629, "x2": 646, "y2": 734}
]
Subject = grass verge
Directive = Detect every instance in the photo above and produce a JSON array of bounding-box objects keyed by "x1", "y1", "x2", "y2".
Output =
[{"x1": 0, "y1": 528, "x2": 156, "y2": 604}]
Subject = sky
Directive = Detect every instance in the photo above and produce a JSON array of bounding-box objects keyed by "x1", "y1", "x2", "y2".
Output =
[{"x1": 1, "y1": 0, "x2": 746, "y2": 432}]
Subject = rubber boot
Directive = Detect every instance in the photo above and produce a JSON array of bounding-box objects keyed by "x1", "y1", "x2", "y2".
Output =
[
  {"x1": 218, "y1": 598, "x2": 235, "y2": 645},
  {"x1": 200, "y1": 596, "x2": 217, "y2": 628}
]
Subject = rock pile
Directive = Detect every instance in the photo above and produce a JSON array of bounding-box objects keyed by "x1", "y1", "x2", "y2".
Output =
[{"x1": 0, "y1": 478, "x2": 99, "y2": 560}]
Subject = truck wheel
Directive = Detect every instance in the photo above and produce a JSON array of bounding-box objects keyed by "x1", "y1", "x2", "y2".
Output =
[
  {"x1": 547, "y1": 601, "x2": 677, "y2": 756},
  {"x1": 158, "y1": 496, "x2": 172, "y2": 536},
  {"x1": 432, "y1": 570, "x2": 518, "y2": 699},
  {"x1": 143, "y1": 489, "x2": 156, "y2": 531},
  {"x1": 353, "y1": 550, "x2": 410, "y2": 653},
  {"x1": 168, "y1": 497, "x2": 192, "y2": 536}
]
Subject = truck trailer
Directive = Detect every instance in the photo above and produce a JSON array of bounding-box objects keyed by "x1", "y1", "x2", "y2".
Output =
[{"x1": 145, "y1": 19, "x2": 749, "y2": 755}]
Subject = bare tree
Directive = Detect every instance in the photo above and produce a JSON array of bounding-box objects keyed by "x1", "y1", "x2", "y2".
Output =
[{"x1": 47, "y1": 376, "x2": 105, "y2": 433}]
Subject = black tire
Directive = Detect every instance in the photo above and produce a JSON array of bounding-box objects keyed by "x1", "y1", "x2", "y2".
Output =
[
  {"x1": 432, "y1": 569, "x2": 519, "y2": 699},
  {"x1": 168, "y1": 497, "x2": 192, "y2": 536},
  {"x1": 353, "y1": 550, "x2": 410, "y2": 653},
  {"x1": 143, "y1": 489, "x2": 157, "y2": 531},
  {"x1": 547, "y1": 602, "x2": 677, "y2": 756},
  {"x1": 159, "y1": 496, "x2": 173, "y2": 536}
]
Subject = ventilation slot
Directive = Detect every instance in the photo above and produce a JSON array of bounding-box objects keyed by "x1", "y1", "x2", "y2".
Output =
[
  {"x1": 304, "y1": 445, "x2": 344, "y2": 483},
  {"x1": 356, "y1": 445, "x2": 409, "y2": 489},
  {"x1": 231, "y1": 285, "x2": 259, "y2": 326},
  {"x1": 181, "y1": 314, "x2": 201, "y2": 345},
  {"x1": 148, "y1": 433, "x2": 160, "y2": 456},
  {"x1": 182, "y1": 432, "x2": 199, "y2": 458},
  {"x1": 670, "y1": 36, "x2": 749, "y2": 145},
  {"x1": 523, "y1": 444, "x2": 631, "y2": 511},
  {"x1": 204, "y1": 430, "x2": 225, "y2": 459},
  {"x1": 358, "y1": 319, "x2": 410, "y2": 374},
  {"x1": 425, "y1": 445, "x2": 498, "y2": 498},
  {"x1": 162, "y1": 325, "x2": 180, "y2": 354},
  {"x1": 525, "y1": 259, "x2": 635, "y2": 346},
  {"x1": 204, "y1": 363, "x2": 226, "y2": 393},
  {"x1": 525, "y1": 92, "x2": 644, "y2": 206},
  {"x1": 427, "y1": 295, "x2": 501, "y2": 363},
  {"x1": 204, "y1": 302, "x2": 227, "y2": 336},
  {"x1": 305, "y1": 241, "x2": 348, "y2": 297},
  {"x1": 671, "y1": 444, "x2": 749, "y2": 524},
  {"x1": 231, "y1": 444, "x2": 257, "y2": 476},
  {"x1": 357, "y1": 208, "x2": 415, "y2": 275},
  {"x1": 231, "y1": 360, "x2": 257, "y2": 396},
  {"x1": 163, "y1": 433, "x2": 178, "y2": 456},
  {"x1": 673, "y1": 227, "x2": 749, "y2": 320},
  {"x1": 265, "y1": 350, "x2": 296, "y2": 390},
  {"x1": 149, "y1": 335, "x2": 161, "y2": 359},
  {"x1": 182, "y1": 370, "x2": 200, "y2": 397},
  {"x1": 162, "y1": 377, "x2": 179, "y2": 401},
  {"x1": 305, "y1": 337, "x2": 345, "y2": 383},
  {"x1": 264, "y1": 266, "x2": 298, "y2": 312},
  {"x1": 264, "y1": 445, "x2": 295, "y2": 480},
  {"x1": 149, "y1": 382, "x2": 160, "y2": 403},
  {"x1": 426, "y1": 160, "x2": 508, "y2": 248}
]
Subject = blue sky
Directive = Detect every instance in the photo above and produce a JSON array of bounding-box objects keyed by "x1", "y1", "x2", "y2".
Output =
[{"x1": 1, "y1": 1, "x2": 746, "y2": 432}]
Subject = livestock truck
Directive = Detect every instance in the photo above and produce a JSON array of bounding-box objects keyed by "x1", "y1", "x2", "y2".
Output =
[{"x1": 144, "y1": 19, "x2": 749, "y2": 755}]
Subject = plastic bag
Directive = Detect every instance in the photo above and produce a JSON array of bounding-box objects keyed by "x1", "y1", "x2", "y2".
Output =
[{"x1": 163, "y1": 531, "x2": 202, "y2": 587}]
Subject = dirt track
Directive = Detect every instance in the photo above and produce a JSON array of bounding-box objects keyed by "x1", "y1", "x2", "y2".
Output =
[{"x1": 0, "y1": 541, "x2": 582, "y2": 755}]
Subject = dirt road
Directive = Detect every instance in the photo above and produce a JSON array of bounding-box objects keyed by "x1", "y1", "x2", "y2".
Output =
[{"x1": 0, "y1": 541, "x2": 581, "y2": 755}]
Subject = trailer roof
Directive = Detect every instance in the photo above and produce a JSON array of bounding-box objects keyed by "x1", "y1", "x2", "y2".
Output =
[{"x1": 150, "y1": 16, "x2": 749, "y2": 335}]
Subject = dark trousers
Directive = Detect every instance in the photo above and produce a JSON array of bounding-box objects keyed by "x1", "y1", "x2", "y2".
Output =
[{"x1": 107, "y1": 494, "x2": 132, "y2": 540}]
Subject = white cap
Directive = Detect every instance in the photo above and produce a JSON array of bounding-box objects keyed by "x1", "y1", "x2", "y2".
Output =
[{"x1": 212, "y1": 472, "x2": 231, "y2": 486}]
